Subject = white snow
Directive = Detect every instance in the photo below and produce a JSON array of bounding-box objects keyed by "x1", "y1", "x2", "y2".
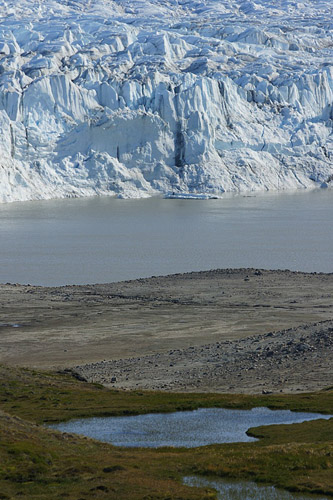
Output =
[{"x1": 0, "y1": 0, "x2": 332, "y2": 202}]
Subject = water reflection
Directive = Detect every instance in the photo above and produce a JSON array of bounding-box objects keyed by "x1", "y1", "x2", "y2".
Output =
[
  {"x1": 50, "y1": 407, "x2": 332, "y2": 448},
  {"x1": 183, "y1": 476, "x2": 329, "y2": 500}
]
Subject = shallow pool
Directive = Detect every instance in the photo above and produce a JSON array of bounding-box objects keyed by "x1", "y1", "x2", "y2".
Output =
[
  {"x1": 183, "y1": 476, "x2": 329, "y2": 500},
  {"x1": 50, "y1": 407, "x2": 331, "y2": 448}
]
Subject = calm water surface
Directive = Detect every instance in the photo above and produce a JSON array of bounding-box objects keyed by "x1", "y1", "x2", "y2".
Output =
[
  {"x1": 0, "y1": 189, "x2": 332, "y2": 285},
  {"x1": 50, "y1": 407, "x2": 332, "y2": 448},
  {"x1": 183, "y1": 476, "x2": 329, "y2": 500}
]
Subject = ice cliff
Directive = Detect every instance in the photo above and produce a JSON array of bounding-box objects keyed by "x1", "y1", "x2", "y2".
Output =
[{"x1": 0, "y1": 0, "x2": 332, "y2": 202}]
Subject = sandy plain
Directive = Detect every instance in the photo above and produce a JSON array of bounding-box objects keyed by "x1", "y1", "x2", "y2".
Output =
[{"x1": 0, "y1": 268, "x2": 332, "y2": 394}]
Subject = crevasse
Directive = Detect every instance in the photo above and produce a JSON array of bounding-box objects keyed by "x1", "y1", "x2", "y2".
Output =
[{"x1": 0, "y1": 0, "x2": 332, "y2": 202}]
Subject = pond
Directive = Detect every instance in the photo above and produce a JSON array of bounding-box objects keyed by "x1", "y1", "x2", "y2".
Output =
[
  {"x1": 50, "y1": 407, "x2": 332, "y2": 448},
  {"x1": 183, "y1": 476, "x2": 330, "y2": 500}
]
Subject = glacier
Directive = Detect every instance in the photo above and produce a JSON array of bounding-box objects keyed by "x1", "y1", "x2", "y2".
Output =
[{"x1": 0, "y1": 0, "x2": 332, "y2": 202}]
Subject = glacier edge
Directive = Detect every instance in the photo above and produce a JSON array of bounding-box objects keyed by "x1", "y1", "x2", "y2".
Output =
[{"x1": 0, "y1": 0, "x2": 332, "y2": 202}]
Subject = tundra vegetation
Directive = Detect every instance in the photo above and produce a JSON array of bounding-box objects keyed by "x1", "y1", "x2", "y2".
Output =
[{"x1": 0, "y1": 364, "x2": 332, "y2": 499}]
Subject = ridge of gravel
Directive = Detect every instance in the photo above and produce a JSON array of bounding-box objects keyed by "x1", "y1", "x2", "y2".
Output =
[
  {"x1": 71, "y1": 320, "x2": 333, "y2": 394},
  {"x1": 1, "y1": 268, "x2": 333, "y2": 374}
]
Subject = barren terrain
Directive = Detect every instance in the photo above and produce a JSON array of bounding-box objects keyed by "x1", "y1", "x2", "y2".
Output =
[
  {"x1": 1, "y1": 268, "x2": 332, "y2": 393},
  {"x1": 74, "y1": 320, "x2": 332, "y2": 394}
]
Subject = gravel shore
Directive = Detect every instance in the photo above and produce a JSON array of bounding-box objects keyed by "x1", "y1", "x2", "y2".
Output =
[
  {"x1": 1, "y1": 268, "x2": 332, "y2": 393},
  {"x1": 71, "y1": 320, "x2": 333, "y2": 394}
]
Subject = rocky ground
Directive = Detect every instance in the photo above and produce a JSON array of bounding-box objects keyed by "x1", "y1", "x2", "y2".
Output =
[
  {"x1": 71, "y1": 320, "x2": 333, "y2": 394},
  {"x1": 1, "y1": 268, "x2": 332, "y2": 393}
]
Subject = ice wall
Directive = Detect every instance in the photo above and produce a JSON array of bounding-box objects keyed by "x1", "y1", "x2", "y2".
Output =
[{"x1": 0, "y1": 0, "x2": 332, "y2": 201}]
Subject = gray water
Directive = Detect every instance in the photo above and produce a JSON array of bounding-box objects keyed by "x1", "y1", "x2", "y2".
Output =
[
  {"x1": 0, "y1": 189, "x2": 332, "y2": 285},
  {"x1": 50, "y1": 407, "x2": 331, "y2": 448},
  {"x1": 183, "y1": 476, "x2": 329, "y2": 500}
]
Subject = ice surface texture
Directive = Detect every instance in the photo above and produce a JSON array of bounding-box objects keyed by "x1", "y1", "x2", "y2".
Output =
[{"x1": 0, "y1": 0, "x2": 332, "y2": 201}]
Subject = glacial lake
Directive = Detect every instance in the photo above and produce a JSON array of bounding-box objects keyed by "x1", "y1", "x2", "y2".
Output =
[
  {"x1": 0, "y1": 189, "x2": 332, "y2": 286},
  {"x1": 50, "y1": 407, "x2": 331, "y2": 448}
]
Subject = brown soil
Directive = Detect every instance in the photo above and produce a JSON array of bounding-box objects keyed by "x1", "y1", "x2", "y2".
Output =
[
  {"x1": 1, "y1": 268, "x2": 332, "y2": 393},
  {"x1": 73, "y1": 320, "x2": 332, "y2": 394}
]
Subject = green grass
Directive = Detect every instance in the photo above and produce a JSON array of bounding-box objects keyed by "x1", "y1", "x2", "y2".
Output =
[
  {"x1": 0, "y1": 364, "x2": 332, "y2": 499},
  {"x1": 1, "y1": 364, "x2": 332, "y2": 424}
]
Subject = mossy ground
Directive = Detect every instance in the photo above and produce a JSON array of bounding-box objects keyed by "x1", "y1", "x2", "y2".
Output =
[{"x1": 0, "y1": 364, "x2": 332, "y2": 499}]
